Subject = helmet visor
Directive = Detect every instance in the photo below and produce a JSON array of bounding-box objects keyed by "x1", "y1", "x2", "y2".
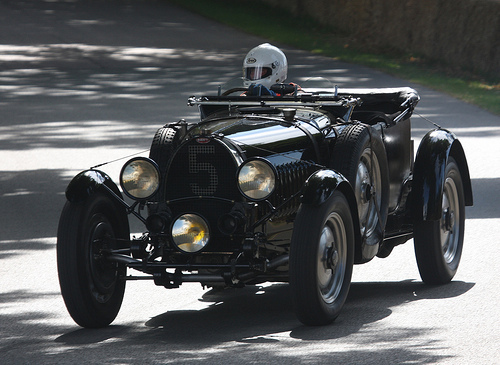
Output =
[{"x1": 245, "y1": 67, "x2": 272, "y2": 81}]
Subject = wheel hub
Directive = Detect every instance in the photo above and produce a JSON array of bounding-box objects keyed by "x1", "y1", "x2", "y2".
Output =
[
  {"x1": 363, "y1": 183, "x2": 374, "y2": 202},
  {"x1": 89, "y1": 220, "x2": 118, "y2": 296},
  {"x1": 317, "y1": 212, "x2": 348, "y2": 304},
  {"x1": 440, "y1": 176, "x2": 460, "y2": 264},
  {"x1": 443, "y1": 207, "x2": 455, "y2": 232},
  {"x1": 355, "y1": 148, "x2": 382, "y2": 239},
  {"x1": 327, "y1": 246, "x2": 339, "y2": 269}
]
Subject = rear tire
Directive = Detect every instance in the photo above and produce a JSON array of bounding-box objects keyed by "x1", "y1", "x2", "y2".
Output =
[
  {"x1": 290, "y1": 191, "x2": 355, "y2": 325},
  {"x1": 57, "y1": 193, "x2": 130, "y2": 328},
  {"x1": 414, "y1": 157, "x2": 465, "y2": 284}
]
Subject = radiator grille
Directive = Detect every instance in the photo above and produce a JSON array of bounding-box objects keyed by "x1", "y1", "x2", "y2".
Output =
[{"x1": 188, "y1": 145, "x2": 219, "y2": 195}]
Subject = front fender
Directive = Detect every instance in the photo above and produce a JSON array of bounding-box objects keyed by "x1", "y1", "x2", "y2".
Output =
[
  {"x1": 301, "y1": 169, "x2": 365, "y2": 262},
  {"x1": 65, "y1": 169, "x2": 124, "y2": 203},
  {"x1": 301, "y1": 169, "x2": 349, "y2": 206},
  {"x1": 412, "y1": 129, "x2": 473, "y2": 221}
]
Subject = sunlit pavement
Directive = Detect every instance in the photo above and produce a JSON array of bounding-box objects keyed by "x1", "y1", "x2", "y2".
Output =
[{"x1": 0, "y1": 1, "x2": 499, "y2": 364}]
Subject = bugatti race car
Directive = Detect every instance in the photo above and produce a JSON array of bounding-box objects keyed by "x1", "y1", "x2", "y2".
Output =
[{"x1": 57, "y1": 79, "x2": 473, "y2": 327}]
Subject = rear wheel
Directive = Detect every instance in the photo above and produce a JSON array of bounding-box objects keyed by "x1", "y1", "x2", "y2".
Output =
[
  {"x1": 57, "y1": 192, "x2": 130, "y2": 328},
  {"x1": 414, "y1": 157, "x2": 465, "y2": 284},
  {"x1": 290, "y1": 191, "x2": 355, "y2": 325}
]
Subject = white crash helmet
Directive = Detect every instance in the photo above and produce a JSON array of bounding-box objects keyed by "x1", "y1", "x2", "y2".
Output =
[{"x1": 243, "y1": 43, "x2": 288, "y2": 89}]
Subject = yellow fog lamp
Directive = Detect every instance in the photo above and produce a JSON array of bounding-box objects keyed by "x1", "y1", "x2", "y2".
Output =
[{"x1": 171, "y1": 214, "x2": 210, "y2": 253}]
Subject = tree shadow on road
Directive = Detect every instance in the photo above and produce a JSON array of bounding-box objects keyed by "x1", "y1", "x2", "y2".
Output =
[{"x1": 0, "y1": 0, "x2": 485, "y2": 363}]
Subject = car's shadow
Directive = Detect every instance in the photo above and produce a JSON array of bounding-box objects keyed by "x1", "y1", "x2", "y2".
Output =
[
  {"x1": 56, "y1": 279, "x2": 474, "y2": 348},
  {"x1": 136, "y1": 279, "x2": 474, "y2": 343},
  {"x1": 54, "y1": 278, "x2": 474, "y2": 365}
]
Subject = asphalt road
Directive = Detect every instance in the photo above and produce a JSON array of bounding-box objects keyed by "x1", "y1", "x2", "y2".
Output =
[{"x1": 1, "y1": 1, "x2": 499, "y2": 364}]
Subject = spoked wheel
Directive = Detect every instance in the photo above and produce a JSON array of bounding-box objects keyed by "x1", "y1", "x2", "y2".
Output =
[
  {"x1": 290, "y1": 190, "x2": 355, "y2": 325},
  {"x1": 57, "y1": 192, "x2": 130, "y2": 328},
  {"x1": 414, "y1": 156, "x2": 465, "y2": 284},
  {"x1": 330, "y1": 124, "x2": 389, "y2": 250}
]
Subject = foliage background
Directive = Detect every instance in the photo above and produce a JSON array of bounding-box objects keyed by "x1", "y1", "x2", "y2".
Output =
[{"x1": 169, "y1": 0, "x2": 499, "y2": 114}]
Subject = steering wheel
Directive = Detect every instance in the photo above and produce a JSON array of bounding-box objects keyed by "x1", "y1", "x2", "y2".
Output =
[{"x1": 221, "y1": 87, "x2": 248, "y2": 96}]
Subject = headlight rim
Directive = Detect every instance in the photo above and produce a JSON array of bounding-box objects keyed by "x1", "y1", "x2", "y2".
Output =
[
  {"x1": 119, "y1": 157, "x2": 160, "y2": 201},
  {"x1": 236, "y1": 157, "x2": 277, "y2": 202}
]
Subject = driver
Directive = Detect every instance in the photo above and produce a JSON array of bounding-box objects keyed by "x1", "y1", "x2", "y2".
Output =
[{"x1": 243, "y1": 43, "x2": 298, "y2": 96}]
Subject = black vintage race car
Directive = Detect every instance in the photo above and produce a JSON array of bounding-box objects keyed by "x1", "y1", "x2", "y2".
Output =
[{"x1": 57, "y1": 79, "x2": 473, "y2": 328}]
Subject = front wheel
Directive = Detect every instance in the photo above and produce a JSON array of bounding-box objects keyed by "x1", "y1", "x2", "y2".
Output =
[
  {"x1": 57, "y1": 192, "x2": 130, "y2": 328},
  {"x1": 414, "y1": 157, "x2": 465, "y2": 284},
  {"x1": 290, "y1": 191, "x2": 355, "y2": 325}
]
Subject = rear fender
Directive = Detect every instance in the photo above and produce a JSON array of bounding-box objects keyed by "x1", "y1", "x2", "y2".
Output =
[
  {"x1": 65, "y1": 169, "x2": 124, "y2": 203},
  {"x1": 412, "y1": 129, "x2": 473, "y2": 221},
  {"x1": 300, "y1": 169, "x2": 363, "y2": 262}
]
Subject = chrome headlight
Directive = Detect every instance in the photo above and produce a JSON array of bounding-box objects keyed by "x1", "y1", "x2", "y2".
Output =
[
  {"x1": 172, "y1": 214, "x2": 210, "y2": 253},
  {"x1": 120, "y1": 157, "x2": 160, "y2": 200},
  {"x1": 237, "y1": 158, "x2": 276, "y2": 201}
]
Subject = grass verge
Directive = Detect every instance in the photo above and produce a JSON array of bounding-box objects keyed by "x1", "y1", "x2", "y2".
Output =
[{"x1": 167, "y1": 0, "x2": 499, "y2": 115}]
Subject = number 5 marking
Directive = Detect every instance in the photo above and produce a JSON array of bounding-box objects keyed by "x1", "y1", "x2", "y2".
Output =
[{"x1": 188, "y1": 145, "x2": 218, "y2": 195}]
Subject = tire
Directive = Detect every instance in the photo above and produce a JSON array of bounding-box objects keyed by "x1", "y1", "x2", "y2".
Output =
[
  {"x1": 148, "y1": 126, "x2": 180, "y2": 208},
  {"x1": 57, "y1": 192, "x2": 130, "y2": 328},
  {"x1": 330, "y1": 124, "x2": 389, "y2": 248},
  {"x1": 414, "y1": 157, "x2": 465, "y2": 285},
  {"x1": 149, "y1": 126, "x2": 178, "y2": 174},
  {"x1": 290, "y1": 191, "x2": 355, "y2": 326}
]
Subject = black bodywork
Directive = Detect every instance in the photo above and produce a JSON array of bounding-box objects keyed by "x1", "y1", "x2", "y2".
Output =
[{"x1": 60, "y1": 84, "x2": 473, "y2": 327}]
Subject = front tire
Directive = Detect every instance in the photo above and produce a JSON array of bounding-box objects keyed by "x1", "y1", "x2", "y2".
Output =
[
  {"x1": 414, "y1": 157, "x2": 465, "y2": 284},
  {"x1": 290, "y1": 191, "x2": 355, "y2": 325},
  {"x1": 57, "y1": 192, "x2": 130, "y2": 328}
]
